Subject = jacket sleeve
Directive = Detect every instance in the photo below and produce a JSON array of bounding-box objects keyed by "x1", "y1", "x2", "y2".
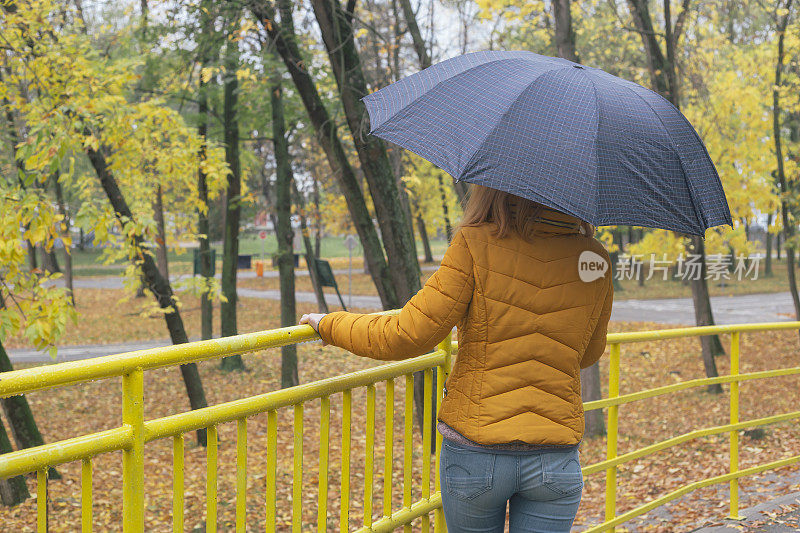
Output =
[
  {"x1": 317, "y1": 230, "x2": 474, "y2": 361},
  {"x1": 581, "y1": 273, "x2": 614, "y2": 369}
]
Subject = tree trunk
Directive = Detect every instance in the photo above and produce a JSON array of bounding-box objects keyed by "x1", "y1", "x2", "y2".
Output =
[
  {"x1": 552, "y1": 0, "x2": 579, "y2": 62},
  {"x1": 153, "y1": 184, "x2": 169, "y2": 280},
  {"x1": 0, "y1": 417, "x2": 28, "y2": 506},
  {"x1": 292, "y1": 181, "x2": 329, "y2": 313},
  {"x1": 772, "y1": 4, "x2": 800, "y2": 328},
  {"x1": 689, "y1": 236, "x2": 724, "y2": 393},
  {"x1": 85, "y1": 137, "x2": 209, "y2": 445},
  {"x1": 309, "y1": 0, "x2": 422, "y2": 305},
  {"x1": 26, "y1": 239, "x2": 37, "y2": 271},
  {"x1": 399, "y1": 0, "x2": 431, "y2": 69},
  {"x1": 416, "y1": 211, "x2": 434, "y2": 263},
  {"x1": 220, "y1": 16, "x2": 245, "y2": 371},
  {"x1": 0, "y1": 341, "x2": 60, "y2": 479},
  {"x1": 54, "y1": 178, "x2": 75, "y2": 305},
  {"x1": 549, "y1": 0, "x2": 605, "y2": 435},
  {"x1": 437, "y1": 172, "x2": 453, "y2": 242},
  {"x1": 272, "y1": 80, "x2": 299, "y2": 388},
  {"x1": 610, "y1": 229, "x2": 623, "y2": 291},
  {"x1": 312, "y1": 174, "x2": 322, "y2": 258},
  {"x1": 2, "y1": 93, "x2": 39, "y2": 277},
  {"x1": 40, "y1": 246, "x2": 60, "y2": 274},
  {"x1": 765, "y1": 213, "x2": 773, "y2": 277},
  {"x1": 197, "y1": 0, "x2": 214, "y2": 341},
  {"x1": 397, "y1": 173, "x2": 419, "y2": 259},
  {"x1": 254, "y1": 0, "x2": 398, "y2": 309}
]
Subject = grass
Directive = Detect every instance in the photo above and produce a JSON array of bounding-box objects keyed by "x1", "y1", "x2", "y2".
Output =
[
  {"x1": 1, "y1": 308, "x2": 799, "y2": 531},
  {"x1": 68, "y1": 237, "x2": 450, "y2": 276}
]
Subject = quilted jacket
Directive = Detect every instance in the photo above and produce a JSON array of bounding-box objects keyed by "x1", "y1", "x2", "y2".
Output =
[{"x1": 317, "y1": 208, "x2": 613, "y2": 446}]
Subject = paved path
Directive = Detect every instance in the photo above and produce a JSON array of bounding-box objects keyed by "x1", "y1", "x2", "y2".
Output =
[
  {"x1": 573, "y1": 467, "x2": 800, "y2": 532},
  {"x1": 9, "y1": 289, "x2": 797, "y2": 364},
  {"x1": 59, "y1": 270, "x2": 798, "y2": 326},
  {"x1": 691, "y1": 490, "x2": 800, "y2": 532},
  {"x1": 8, "y1": 339, "x2": 177, "y2": 364},
  {"x1": 15, "y1": 266, "x2": 800, "y2": 364},
  {"x1": 609, "y1": 291, "x2": 797, "y2": 325}
]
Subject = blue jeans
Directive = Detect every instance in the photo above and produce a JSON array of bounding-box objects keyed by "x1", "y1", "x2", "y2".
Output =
[{"x1": 439, "y1": 439, "x2": 583, "y2": 532}]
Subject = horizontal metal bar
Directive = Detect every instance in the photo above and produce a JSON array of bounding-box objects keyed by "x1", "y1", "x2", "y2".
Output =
[
  {"x1": 0, "y1": 328, "x2": 310, "y2": 398},
  {"x1": 143, "y1": 351, "x2": 446, "y2": 442},
  {"x1": 355, "y1": 493, "x2": 442, "y2": 533},
  {"x1": 3, "y1": 320, "x2": 794, "y2": 398},
  {"x1": 0, "y1": 427, "x2": 133, "y2": 479},
  {"x1": 582, "y1": 410, "x2": 800, "y2": 475},
  {"x1": 606, "y1": 321, "x2": 800, "y2": 344},
  {"x1": 584, "y1": 454, "x2": 800, "y2": 532},
  {"x1": 584, "y1": 366, "x2": 800, "y2": 411}
]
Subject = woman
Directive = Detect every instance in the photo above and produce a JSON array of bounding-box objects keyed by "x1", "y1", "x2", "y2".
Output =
[{"x1": 300, "y1": 184, "x2": 613, "y2": 532}]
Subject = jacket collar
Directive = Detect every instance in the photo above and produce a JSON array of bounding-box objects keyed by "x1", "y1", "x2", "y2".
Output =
[
  {"x1": 509, "y1": 201, "x2": 585, "y2": 236},
  {"x1": 533, "y1": 208, "x2": 584, "y2": 235}
]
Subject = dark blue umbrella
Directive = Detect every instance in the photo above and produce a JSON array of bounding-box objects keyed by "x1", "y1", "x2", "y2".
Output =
[{"x1": 362, "y1": 50, "x2": 732, "y2": 235}]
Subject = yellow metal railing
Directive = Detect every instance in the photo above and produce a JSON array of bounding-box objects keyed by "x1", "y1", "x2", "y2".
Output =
[
  {"x1": 1, "y1": 319, "x2": 799, "y2": 531},
  {"x1": 587, "y1": 322, "x2": 800, "y2": 532},
  {"x1": 0, "y1": 314, "x2": 451, "y2": 532}
]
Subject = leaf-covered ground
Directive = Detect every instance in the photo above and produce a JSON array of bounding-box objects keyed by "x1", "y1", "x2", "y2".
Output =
[
  {"x1": 2, "y1": 304, "x2": 800, "y2": 531},
  {"x1": 3, "y1": 289, "x2": 326, "y2": 349}
]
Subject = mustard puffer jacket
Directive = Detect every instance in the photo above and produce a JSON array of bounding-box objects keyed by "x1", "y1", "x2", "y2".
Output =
[{"x1": 317, "y1": 211, "x2": 613, "y2": 446}]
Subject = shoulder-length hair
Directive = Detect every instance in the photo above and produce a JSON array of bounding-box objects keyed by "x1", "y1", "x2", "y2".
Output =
[{"x1": 455, "y1": 184, "x2": 594, "y2": 240}]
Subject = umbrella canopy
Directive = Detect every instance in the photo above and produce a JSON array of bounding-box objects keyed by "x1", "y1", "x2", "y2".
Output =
[{"x1": 362, "y1": 50, "x2": 732, "y2": 235}]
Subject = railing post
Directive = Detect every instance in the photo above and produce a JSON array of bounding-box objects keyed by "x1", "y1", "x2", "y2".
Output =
[
  {"x1": 122, "y1": 368, "x2": 144, "y2": 533},
  {"x1": 728, "y1": 331, "x2": 745, "y2": 520},
  {"x1": 318, "y1": 397, "x2": 330, "y2": 532},
  {"x1": 37, "y1": 468, "x2": 47, "y2": 532},
  {"x1": 605, "y1": 343, "x2": 620, "y2": 532},
  {"x1": 434, "y1": 330, "x2": 452, "y2": 533}
]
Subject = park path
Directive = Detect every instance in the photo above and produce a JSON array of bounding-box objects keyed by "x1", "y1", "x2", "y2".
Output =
[
  {"x1": 13, "y1": 274, "x2": 798, "y2": 364},
  {"x1": 61, "y1": 272, "x2": 797, "y2": 324}
]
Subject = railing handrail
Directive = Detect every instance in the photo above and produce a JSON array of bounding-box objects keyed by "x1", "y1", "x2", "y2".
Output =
[
  {"x1": 605, "y1": 320, "x2": 800, "y2": 343},
  {"x1": 0, "y1": 325, "x2": 319, "y2": 397},
  {"x1": 3, "y1": 319, "x2": 798, "y2": 399},
  {"x1": 0, "y1": 350, "x2": 449, "y2": 479},
  {"x1": 0, "y1": 309, "x2": 405, "y2": 398},
  {"x1": 141, "y1": 350, "x2": 447, "y2": 442}
]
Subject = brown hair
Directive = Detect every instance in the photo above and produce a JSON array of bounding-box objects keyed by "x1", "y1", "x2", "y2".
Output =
[{"x1": 455, "y1": 184, "x2": 594, "y2": 239}]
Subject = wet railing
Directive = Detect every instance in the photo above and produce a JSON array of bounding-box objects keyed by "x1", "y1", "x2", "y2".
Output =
[
  {"x1": 1, "y1": 317, "x2": 799, "y2": 531},
  {"x1": 589, "y1": 321, "x2": 800, "y2": 531}
]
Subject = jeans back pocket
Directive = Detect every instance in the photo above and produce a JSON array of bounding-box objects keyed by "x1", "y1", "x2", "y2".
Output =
[
  {"x1": 540, "y1": 449, "x2": 583, "y2": 496},
  {"x1": 442, "y1": 441, "x2": 495, "y2": 501}
]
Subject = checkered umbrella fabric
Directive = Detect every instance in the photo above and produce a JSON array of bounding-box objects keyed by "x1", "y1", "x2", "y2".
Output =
[{"x1": 362, "y1": 50, "x2": 732, "y2": 235}]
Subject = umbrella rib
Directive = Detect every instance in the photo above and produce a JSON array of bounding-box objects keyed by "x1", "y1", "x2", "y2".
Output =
[
  {"x1": 617, "y1": 84, "x2": 707, "y2": 234},
  {"x1": 585, "y1": 73, "x2": 602, "y2": 224}
]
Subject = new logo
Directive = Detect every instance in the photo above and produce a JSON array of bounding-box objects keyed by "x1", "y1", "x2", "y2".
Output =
[{"x1": 579, "y1": 251, "x2": 608, "y2": 282}]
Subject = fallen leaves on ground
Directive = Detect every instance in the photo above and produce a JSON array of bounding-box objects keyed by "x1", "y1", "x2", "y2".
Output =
[
  {"x1": 2, "y1": 316, "x2": 800, "y2": 531},
  {"x1": 4, "y1": 289, "x2": 329, "y2": 349}
]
